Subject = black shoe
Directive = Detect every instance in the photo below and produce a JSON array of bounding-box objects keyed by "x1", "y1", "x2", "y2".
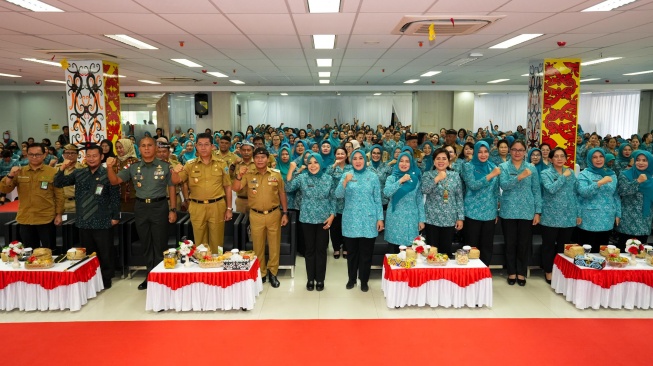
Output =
[
  {"x1": 517, "y1": 278, "x2": 526, "y2": 287},
  {"x1": 316, "y1": 282, "x2": 324, "y2": 291},
  {"x1": 346, "y1": 281, "x2": 356, "y2": 290},
  {"x1": 545, "y1": 279, "x2": 552, "y2": 285},
  {"x1": 343, "y1": 251, "x2": 348, "y2": 259},
  {"x1": 333, "y1": 250, "x2": 340, "y2": 259},
  {"x1": 262, "y1": 275, "x2": 267, "y2": 283},
  {"x1": 360, "y1": 283, "x2": 369, "y2": 292},
  {"x1": 306, "y1": 280, "x2": 315, "y2": 291},
  {"x1": 103, "y1": 279, "x2": 112, "y2": 289},
  {"x1": 507, "y1": 277, "x2": 516, "y2": 286},
  {"x1": 268, "y1": 273, "x2": 280, "y2": 288},
  {"x1": 137, "y1": 280, "x2": 147, "y2": 290}
]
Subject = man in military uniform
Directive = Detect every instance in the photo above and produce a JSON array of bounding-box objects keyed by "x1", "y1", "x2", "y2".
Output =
[
  {"x1": 56, "y1": 144, "x2": 84, "y2": 213},
  {"x1": 231, "y1": 142, "x2": 255, "y2": 213},
  {"x1": 106, "y1": 136, "x2": 177, "y2": 290},
  {"x1": 232, "y1": 147, "x2": 288, "y2": 288},
  {"x1": 171, "y1": 133, "x2": 233, "y2": 253},
  {"x1": 156, "y1": 138, "x2": 186, "y2": 211}
]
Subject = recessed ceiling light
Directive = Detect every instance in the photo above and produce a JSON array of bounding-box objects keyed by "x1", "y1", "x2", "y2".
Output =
[
  {"x1": 280, "y1": 93, "x2": 288, "y2": 96},
  {"x1": 207, "y1": 71, "x2": 228, "y2": 78},
  {"x1": 319, "y1": 79, "x2": 329, "y2": 84},
  {"x1": 478, "y1": 93, "x2": 489, "y2": 95},
  {"x1": 6, "y1": 0, "x2": 62, "y2": 12},
  {"x1": 581, "y1": 92, "x2": 593, "y2": 95},
  {"x1": 580, "y1": 78, "x2": 600, "y2": 82},
  {"x1": 487, "y1": 79, "x2": 510, "y2": 83},
  {"x1": 308, "y1": 0, "x2": 340, "y2": 13},
  {"x1": 420, "y1": 71, "x2": 441, "y2": 77},
  {"x1": 313, "y1": 35, "x2": 336, "y2": 49},
  {"x1": 317, "y1": 59, "x2": 332, "y2": 67},
  {"x1": 21, "y1": 58, "x2": 60, "y2": 67},
  {"x1": 105, "y1": 74, "x2": 126, "y2": 78},
  {"x1": 171, "y1": 59, "x2": 202, "y2": 68},
  {"x1": 489, "y1": 34, "x2": 543, "y2": 49},
  {"x1": 230, "y1": 80, "x2": 245, "y2": 84},
  {"x1": 521, "y1": 74, "x2": 530, "y2": 77},
  {"x1": 404, "y1": 79, "x2": 419, "y2": 84},
  {"x1": 105, "y1": 35, "x2": 157, "y2": 50},
  {"x1": 44, "y1": 80, "x2": 66, "y2": 84},
  {"x1": 318, "y1": 72, "x2": 331, "y2": 77},
  {"x1": 373, "y1": 93, "x2": 382, "y2": 96},
  {"x1": 469, "y1": 53, "x2": 483, "y2": 57},
  {"x1": 0, "y1": 73, "x2": 21, "y2": 78},
  {"x1": 624, "y1": 70, "x2": 653, "y2": 76},
  {"x1": 138, "y1": 80, "x2": 161, "y2": 84},
  {"x1": 582, "y1": 0, "x2": 637, "y2": 12},
  {"x1": 581, "y1": 57, "x2": 622, "y2": 66}
]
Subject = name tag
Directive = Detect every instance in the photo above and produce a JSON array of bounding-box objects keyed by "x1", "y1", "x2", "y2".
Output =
[
  {"x1": 95, "y1": 184, "x2": 104, "y2": 195},
  {"x1": 40, "y1": 181, "x2": 48, "y2": 190}
]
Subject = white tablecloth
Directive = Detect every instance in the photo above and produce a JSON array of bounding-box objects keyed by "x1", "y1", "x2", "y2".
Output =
[
  {"x1": 145, "y1": 260, "x2": 263, "y2": 312},
  {"x1": 552, "y1": 254, "x2": 653, "y2": 310},
  {"x1": 0, "y1": 258, "x2": 103, "y2": 311},
  {"x1": 382, "y1": 255, "x2": 493, "y2": 309}
]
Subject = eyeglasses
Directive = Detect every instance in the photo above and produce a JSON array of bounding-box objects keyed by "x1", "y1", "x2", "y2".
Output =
[
  {"x1": 552, "y1": 155, "x2": 566, "y2": 159},
  {"x1": 510, "y1": 149, "x2": 526, "y2": 153},
  {"x1": 27, "y1": 153, "x2": 43, "y2": 157},
  {"x1": 371, "y1": 152, "x2": 381, "y2": 155},
  {"x1": 63, "y1": 151, "x2": 77, "y2": 155}
]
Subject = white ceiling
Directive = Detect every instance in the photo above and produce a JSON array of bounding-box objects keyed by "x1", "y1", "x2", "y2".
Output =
[{"x1": 0, "y1": 0, "x2": 652, "y2": 91}]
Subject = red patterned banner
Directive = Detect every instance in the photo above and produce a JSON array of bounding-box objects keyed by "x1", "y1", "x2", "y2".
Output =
[{"x1": 103, "y1": 61, "x2": 122, "y2": 145}]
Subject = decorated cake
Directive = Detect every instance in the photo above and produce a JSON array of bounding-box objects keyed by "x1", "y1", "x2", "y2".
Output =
[{"x1": 66, "y1": 247, "x2": 86, "y2": 260}]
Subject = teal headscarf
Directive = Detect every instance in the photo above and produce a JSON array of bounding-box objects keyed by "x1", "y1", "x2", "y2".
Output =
[
  {"x1": 369, "y1": 145, "x2": 383, "y2": 169},
  {"x1": 320, "y1": 140, "x2": 335, "y2": 169},
  {"x1": 623, "y1": 150, "x2": 653, "y2": 216},
  {"x1": 277, "y1": 146, "x2": 292, "y2": 180},
  {"x1": 471, "y1": 141, "x2": 497, "y2": 179},
  {"x1": 528, "y1": 148, "x2": 545, "y2": 174},
  {"x1": 421, "y1": 141, "x2": 435, "y2": 171},
  {"x1": 586, "y1": 148, "x2": 615, "y2": 177},
  {"x1": 617, "y1": 143, "x2": 632, "y2": 164},
  {"x1": 351, "y1": 150, "x2": 368, "y2": 173},
  {"x1": 180, "y1": 140, "x2": 196, "y2": 163},
  {"x1": 307, "y1": 152, "x2": 325, "y2": 178},
  {"x1": 390, "y1": 152, "x2": 420, "y2": 211},
  {"x1": 292, "y1": 140, "x2": 306, "y2": 160}
]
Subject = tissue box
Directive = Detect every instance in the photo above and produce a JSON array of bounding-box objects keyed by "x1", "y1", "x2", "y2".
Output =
[
  {"x1": 574, "y1": 255, "x2": 605, "y2": 270},
  {"x1": 223, "y1": 259, "x2": 250, "y2": 271}
]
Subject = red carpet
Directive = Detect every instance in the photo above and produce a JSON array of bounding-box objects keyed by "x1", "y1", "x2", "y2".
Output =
[
  {"x1": 1, "y1": 319, "x2": 649, "y2": 365},
  {"x1": 0, "y1": 200, "x2": 19, "y2": 212}
]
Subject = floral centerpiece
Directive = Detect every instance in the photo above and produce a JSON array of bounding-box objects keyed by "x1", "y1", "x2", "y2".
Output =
[
  {"x1": 2, "y1": 241, "x2": 24, "y2": 268},
  {"x1": 178, "y1": 239, "x2": 195, "y2": 267},
  {"x1": 626, "y1": 239, "x2": 647, "y2": 259},
  {"x1": 411, "y1": 235, "x2": 429, "y2": 257}
]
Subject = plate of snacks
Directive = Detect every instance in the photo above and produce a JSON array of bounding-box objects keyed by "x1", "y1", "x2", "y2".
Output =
[
  {"x1": 606, "y1": 254, "x2": 629, "y2": 268},
  {"x1": 198, "y1": 254, "x2": 223, "y2": 269},
  {"x1": 426, "y1": 253, "x2": 448, "y2": 266}
]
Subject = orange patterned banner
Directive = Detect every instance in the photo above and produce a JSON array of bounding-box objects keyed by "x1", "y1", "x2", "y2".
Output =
[
  {"x1": 103, "y1": 61, "x2": 121, "y2": 146},
  {"x1": 541, "y1": 59, "x2": 580, "y2": 168}
]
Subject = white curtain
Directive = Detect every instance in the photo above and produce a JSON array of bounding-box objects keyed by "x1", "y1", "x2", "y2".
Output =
[
  {"x1": 392, "y1": 94, "x2": 413, "y2": 127},
  {"x1": 473, "y1": 93, "x2": 528, "y2": 132},
  {"x1": 578, "y1": 91, "x2": 640, "y2": 137}
]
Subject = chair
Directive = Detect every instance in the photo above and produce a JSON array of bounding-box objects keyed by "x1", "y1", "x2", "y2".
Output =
[
  {"x1": 183, "y1": 212, "x2": 242, "y2": 252},
  {"x1": 240, "y1": 211, "x2": 296, "y2": 277},
  {"x1": 0, "y1": 212, "x2": 17, "y2": 246}
]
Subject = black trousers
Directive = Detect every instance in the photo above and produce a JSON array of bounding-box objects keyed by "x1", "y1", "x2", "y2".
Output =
[
  {"x1": 291, "y1": 209, "x2": 305, "y2": 256},
  {"x1": 134, "y1": 200, "x2": 169, "y2": 272},
  {"x1": 464, "y1": 217, "x2": 496, "y2": 266},
  {"x1": 329, "y1": 214, "x2": 346, "y2": 252},
  {"x1": 425, "y1": 224, "x2": 455, "y2": 257},
  {"x1": 503, "y1": 219, "x2": 532, "y2": 277},
  {"x1": 80, "y1": 228, "x2": 115, "y2": 282},
  {"x1": 577, "y1": 228, "x2": 612, "y2": 253},
  {"x1": 541, "y1": 226, "x2": 574, "y2": 273},
  {"x1": 302, "y1": 223, "x2": 329, "y2": 282},
  {"x1": 344, "y1": 236, "x2": 375, "y2": 285},
  {"x1": 19, "y1": 221, "x2": 56, "y2": 249},
  {"x1": 617, "y1": 233, "x2": 648, "y2": 251}
]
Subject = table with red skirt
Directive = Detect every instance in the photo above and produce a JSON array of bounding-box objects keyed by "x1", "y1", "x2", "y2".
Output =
[
  {"x1": 145, "y1": 259, "x2": 263, "y2": 312},
  {"x1": 0, "y1": 257, "x2": 103, "y2": 311},
  {"x1": 382, "y1": 255, "x2": 493, "y2": 308},
  {"x1": 552, "y1": 254, "x2": 653, "y2": 310}
]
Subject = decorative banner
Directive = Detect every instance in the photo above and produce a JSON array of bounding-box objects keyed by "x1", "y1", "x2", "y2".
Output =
[
  {"x1": 103, "y1": 61, "x2": 122, "y2": 145},
  {"x1": 541, "y1": 59, "x2": 581, "y2": 168},
  {"x1": 526, "y1": 61, "x2": 543, "y2": 149}
]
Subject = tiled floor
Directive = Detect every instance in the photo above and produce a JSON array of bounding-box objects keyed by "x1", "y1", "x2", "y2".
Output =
[{"x1": 2, "y1": 251, "x2": 653, "y2": 322}]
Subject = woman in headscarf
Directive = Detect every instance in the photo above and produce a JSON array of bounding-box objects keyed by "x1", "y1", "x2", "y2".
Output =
[
  {"x1": 179, "y1": 140, "x2": 196, "y2": 164},
  {"x1": 114, "y1": 138, "x2": 139, "y2": 212},
  {"x1": 527, "y1": 147, "x2": 546, "y2": 179},
  {"x1": 309, "y1": 141, "x2": 320, "y2": 153},
  {"x1": 368, "y1": 144, "x2": 391, "y2": 208},
  {"x1": 277, "y1": 145, "x2": 295, "y2": 216},
  {"x1": 292, "y1": 140, "x2": 306, "y2": 161},
  {"x1": 422, "y1": 147, "x2": 464, "y2": 257},
  {"x1": 328, "y1": 130, "x2": 341, "y2": 150},
  {"x1": 320, "y1": 140, "x2": 335, "y2": 170},
  {"x1": 100, "y1": 139, "x2": 116, "y2": 163},
  {"x1": 616, "y1": 150, "x2": 653, "y2": 249},
  {"x1": 327, "y1": 146, "x2": 350, "y2": 259},
  {"x1": 334, "y1": 150, "x2": 384, "y2": 292},
  {"x1": 577, "y1": 148, "x2": 621, "y2": 252},
  {"x1": 383, "y1": 151, "x2": 425, "y2": 253},
  {"x1": 615, "y1": 143, "x2": 634, "y2": 176},
  {"x1": 421, "y1": 141, "x2": 435, "y2": 172},
  {"x1": 286, "y1": 153, "x2": 335, "y2": 292}
]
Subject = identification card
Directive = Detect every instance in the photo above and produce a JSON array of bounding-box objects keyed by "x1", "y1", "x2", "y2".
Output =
[
  {"x1": 40, "y1": 181, "x2": 48, "y2": 190},
  {"x1": 443, "y1": 189, "x2": 449, "y2": 204},
  {"x1": 95, "y1": 184, "x2": 104, "y2": 195}
]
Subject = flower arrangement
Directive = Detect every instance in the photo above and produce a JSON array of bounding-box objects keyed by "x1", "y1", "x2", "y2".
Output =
[
  {"x1": 5, "y1": 241, "x2": 23, "y2": 258},
  {"x1": 625, "y1": 239, "x2": 645, "y2": 257},
  {"x1": 411, "y1": 235, "x2": 428, "y2": 255},
  {"x1": 177, "y1": 239, "x2": 195, "y2": 258}
]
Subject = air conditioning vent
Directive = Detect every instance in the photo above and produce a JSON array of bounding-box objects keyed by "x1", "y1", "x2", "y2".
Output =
[
  {"x1": 160, "y1": 77, "x2": 202, "y2": 82},
  {"x1": 392, "y1": 15, "x2": 504, "y2": 36},
  {"x1": 37, "y1": 49, "x2": 119, "y2": 59}
]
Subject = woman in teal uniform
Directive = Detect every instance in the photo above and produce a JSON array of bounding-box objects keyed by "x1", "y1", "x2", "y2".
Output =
[{"x1": 616, "y1": 150, "x2": 653, "y2": 249}]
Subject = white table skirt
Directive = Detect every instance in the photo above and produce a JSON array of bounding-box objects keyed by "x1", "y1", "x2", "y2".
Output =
[
  {"x1": 382, "y1": 277, "x2": 493, "y2": 308},
  {"x1": 552, "y1": 264, "x2": 653, "y2": 310},
  {"x1": 0, "y1": 266, "x2": 103, "y2": 312}
]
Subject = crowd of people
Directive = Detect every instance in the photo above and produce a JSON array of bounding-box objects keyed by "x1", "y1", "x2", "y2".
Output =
[{"x1": 1, "y1": 120, "x2": 652, "y2": 292}]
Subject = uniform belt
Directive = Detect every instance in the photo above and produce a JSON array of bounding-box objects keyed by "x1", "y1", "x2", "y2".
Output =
[
  {"x1": 237, "y1": 195, "x2": 248, "y2": 199},
  {"x1": 136, "y1": 196, "x2": 166, "y2": 203},
  {"x1": 67, "y1": 198, "x2": 75, "y2": 201},
  {"x1": 189, "y1": 196, "x2": 224, "y2": 204},
  {"x1": 250, "y1": 206, "x2": 279, "y2": 215}
]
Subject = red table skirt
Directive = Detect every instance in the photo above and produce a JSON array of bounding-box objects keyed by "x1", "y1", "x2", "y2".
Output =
[
  {"x1": 148, "y1": 260, "x2": 260, "y2": 290},
  {"x1": 554, "y1": 255, "x2": 653, "y2": 289},
  {"x1": 0, "y1": 257, "x2": 100, "y2": 290},
  {"x1": 383, "y1": 257, "x2": 492, "y2": 288}
]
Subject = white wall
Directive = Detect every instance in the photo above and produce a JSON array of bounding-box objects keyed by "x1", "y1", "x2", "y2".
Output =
[
  {"x1": 0, "y1": 91, "x2": 67, "y2": 143},
  {"x1": 0, "y1": 92, "x2": 19, "y2": 142}
]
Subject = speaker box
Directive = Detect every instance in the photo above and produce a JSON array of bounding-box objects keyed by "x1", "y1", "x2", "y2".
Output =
[{"x1": 195, "y1": 93, "x2": 209, "y2": 117}]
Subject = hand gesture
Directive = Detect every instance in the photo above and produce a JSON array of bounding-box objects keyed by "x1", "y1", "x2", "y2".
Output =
[
  {"x1": 344, "y1": 173, "x2": 353, "y2": 183},
  {"x1": 173, "y1": 164, "x2": 183, "y2": 173},
  {"x1": 599, "y1": 176, "x2": 613, "y2": 185},
  {"x1": 61, "y1": 159, "x2": 76, "y2": 170},
  {"x1": 435, "y1": 170, "x2": 446, "y2": 183},
  {"x1": 9, "y1": 166, "x2": 20, "y2": 176},
  {"x1": 518, "y1": 169, "x2": 531, "y2": 180},
  {"x1": 399, "y1": 174, "x2": 411, "y2": 184},
  {"x1": 105, "y1": 157, "x2": 116, "y2": 167},
  {"x1": 238, "y1": 165, "x2": 248, "y2": 176},
  {"x1": 334, "y1": 158, "x2": 344, "y2": 166},
  {"x1": 388, "y1": 159, "x2": 397, "y2": 166},
  {"x1": 490, "y1": 166, "x2": 501, "y2": 178},
  {"x1": 563, "y1": 169, "x2": 572, "y2": 177},
  {"x1": 638, "y1": 174, "x2": 648, "y2": 183}
]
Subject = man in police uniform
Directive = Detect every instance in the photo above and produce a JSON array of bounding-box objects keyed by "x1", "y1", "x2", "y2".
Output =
[
  {"x1": 231, "y1": 142, "x2": 255, "y2": 213},
  {"x1": 232, "y1": 147, "x2": 288, "y2": 288},
  {"x1": 171, "y1": 133, "x2": 232, "y2": 253},
  {"x1": 106, "y1": 136, "x2": 177, "y2": 290},
  {"x1": 252, "y1": 136, "x2": 276, "y2": 168}
]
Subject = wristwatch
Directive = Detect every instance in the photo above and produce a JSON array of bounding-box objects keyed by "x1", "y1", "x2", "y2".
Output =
[
  {"x1": 283, "y1": 211, "x2": 289, "y2": 215},
  {"x1": 169, "y1": 208, "x2": 177, "y2": 213},
  {"x1": 227, "y1": 207, "x2": 233, "y2": 211}
]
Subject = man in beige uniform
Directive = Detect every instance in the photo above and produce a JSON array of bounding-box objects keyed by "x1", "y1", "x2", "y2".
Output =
[
  {"x1": 232, "y1": 147, "x2": 288, "y2": 288},
  {"x1": 56, "y1": 144, "x2": 83, "y2": 212},
  {"x1": 231, "y1": 142, "x2": 255, "y2": 213},
  {"x1": 214, "y1": 135, "x2": 238, "y2": 167},
  {"x1": 172, "y1": 133, "x2": 232, "y2": 253}
]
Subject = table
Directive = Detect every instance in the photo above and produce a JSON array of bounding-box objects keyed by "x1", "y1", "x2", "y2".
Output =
[
  {"x1": 0, "y1": 257, "x2": 103, "y2": 311},
  {"x1": 381, "y1": 255, "x2": 493, "y2": 308},
  {"x1": 145, "y1": 259, "x2": 263, "y2": 312},
  {"x1": 552, "y1": 254, "x2": 653, "y2": 310}
]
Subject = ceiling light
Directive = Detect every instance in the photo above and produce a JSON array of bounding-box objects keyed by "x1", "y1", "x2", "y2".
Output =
[
  {"x1": 6, "y1": 0, "x2": 63, "y2": 12},
  {"x1": 489, "y1": 34, "x2": 543, "y2": 49},
  {"x1": 521, "y1": 74, "x2": 530, "y2": 77},
  {"x1": 487, "y1": 79, "x2": 510, "y2": 83},
  {"x1": 581, "y1": 92, "x2": 593, "y2": 95},
  {"x1": 624, "y1": 70, "x2": 653, "y2": 76},
  {"x1": 0, "y1": 73, "x2": 21, "y2": 78},
  {"x1": 470, "y1": 53, "x2": 483, "y2": 57},
  {"x1": 138, "y1": 80, "x2": 161, "y2": 84},
  {"x1": 316, "y1": 59, "x2": 332, "y2": 67},
  {"x1": 319, "y1": 79, "x2": 329, "y2": 84},
  {"x1": 373, "y1": 93, "x2": 382, "y2": 96},
  {"x1": 313, "y1": 35, "x2": 336, "y2": 49},
  {"x1": 105, "y1": 74, "x2": 126, "y2": 78},
  {"x1": 580, "y1": 78, "x2": 600, "y2": 82},
  {"x1": 404, "y1": 79, "x2": 419, "y2": 84},
  {"x1": 478, "y1": 93, "x2": 489, "y2": 95},
  {"x1": 420, "y1": 71, "x2": 441, "y2": 77},
  {"x1": 318, "y1": 72, "x2": 331, "y2": 77},
  {"x1": 230, "y1": 80, "x2": 245, "y2": 84},
  {"x1": 207, "y1": 71, "x2": 228, "y2": 78},
  {"x1": 447, "y1": 58, "x2": 477, "y2": 67},
  {"x1": 581, "y1": 57, "x2": 622, "y2": 66},
  {"x1": 105, "y1": 35, "x2": 157, "y2": 50},
  {"x1": 582, "y1": 0, "x2": 637, "y2": 12},
  {"x1": 21, "y1": 58, "x2": 60, "y2": 66},
  {"x1": 308, "y1": 0, "x2": 340, "y2": 13},
  {"x1": 364, "y1": 41, "x2": 380, "y2": 45},
  {"x1": 280, "y1": 93, "x2": 288, "y2": 96},
  {"x1": 44, "y1": 80, "x2": 66, "y2": 84},
  {"x1": 171, "y1": 59, "x2": 202, "y2": 67}
]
